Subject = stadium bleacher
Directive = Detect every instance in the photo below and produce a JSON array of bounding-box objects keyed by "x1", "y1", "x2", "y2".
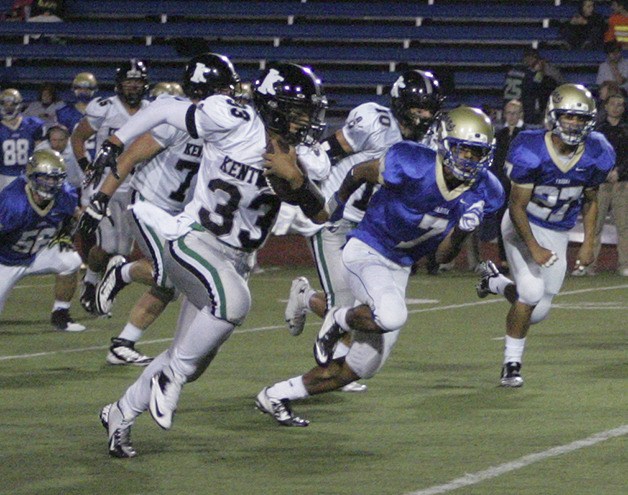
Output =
[{"x1": 0, "y1": 0, "x2": 614, "y2": 115}]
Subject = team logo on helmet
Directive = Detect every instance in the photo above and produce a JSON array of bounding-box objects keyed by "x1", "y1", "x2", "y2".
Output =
[{"x1": 257, "y1": 69, "x2": 284, "y2": 96}]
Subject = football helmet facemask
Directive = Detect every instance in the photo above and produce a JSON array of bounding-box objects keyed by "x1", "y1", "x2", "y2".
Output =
[
  {"x1": 545, "y1": 83, "x2": 596, "y2": 145},
  {"x1": 115, "y1": 59, "x2": 149, "y2": 108},
  {"x1": 253, "y1": 63, "x2": 328, "y2": 145},
  {"x1": 391, "y1": 69, "x2": 444, "y2": 141},
  {"x1": 26, "y1": 149, "x2": 67, "y2": 200},
  {"x1": 0, "y1": 88, "x2": 24, "y2": 120},
  {"x1": 72, "y1": 72, "x2": 98, "y2": 103},
  {"x1": 182, "y1": 52, "x2": 240, "y2": 101},
  {"x1": 436, "y1": 106, "x2": 495, "y2": 184}
]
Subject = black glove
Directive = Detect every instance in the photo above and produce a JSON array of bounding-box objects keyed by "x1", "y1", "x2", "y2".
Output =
[
  {"x1": 84, "y1": 140, "x2": 124, "y2": 186},
  {"x1": 77, "y1": 191, "x2": 111, "y2": 236}
]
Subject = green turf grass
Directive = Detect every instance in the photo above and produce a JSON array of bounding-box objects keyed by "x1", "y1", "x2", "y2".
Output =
[{"x1": 0, "y1": 268, "x2": 626, "y2": 495}]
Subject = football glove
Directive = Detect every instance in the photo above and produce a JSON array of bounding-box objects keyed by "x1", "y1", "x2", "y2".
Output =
[
  {"x1": 458, "y1": 200, "x2": 485, "y2": 232},
  {"x1": 84, "y1": 139, "x2": 124, "y2": 186},
  {"x1": 77, "y1": 191, "x2": 111, "y2": 236},
  {"x1": 48, "y1": 217, "x2": 77, "y2": 252}
]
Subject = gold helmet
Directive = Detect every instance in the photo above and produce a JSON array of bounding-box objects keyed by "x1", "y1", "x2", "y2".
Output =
[
  {"x1": 72, "y1": 72, "x2": 98, "y2": 102},
  {"x1": 436, "y1": 106, "x2": 495, "y2": 183},
  {"x1": 545, "y1": 83, "x2": 596, "y2": 145},
  {"x1": 169, "y1": 82, "x2": 184, "y2": 96},
  {"x1": 26, "y1": 149, "x2": 67, "y2": 199},
  {"x1": 0, "y1": 88, "x2": 24, "y2": 120},
  {"x1": 150, "y1": 81, "x2": 174, "y2": 98},
  {"x1": 234, "y1": 81, "x2": 253, "y2": 105}
]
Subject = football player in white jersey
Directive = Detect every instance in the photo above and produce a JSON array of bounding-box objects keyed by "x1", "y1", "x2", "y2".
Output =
[
  {"x1": 70, "y1": 59, "x2": 150, "y2": 314},
  {"x1": 95, "y1": 59, "x2": 328, "y2": 457},
  {"x1": 77, "y1": 54, "x2": 235, "y2": 366},
  {"x1": 283, "y1": 70, "x2": 444, "y2": 391}
]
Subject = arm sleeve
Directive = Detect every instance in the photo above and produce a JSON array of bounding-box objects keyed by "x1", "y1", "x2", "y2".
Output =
[{"x1": 116, "y1": 98, "x2": 192, "y2": 145}]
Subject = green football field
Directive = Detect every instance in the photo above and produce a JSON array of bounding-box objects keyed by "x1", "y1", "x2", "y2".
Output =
[{"x1": 1, "y1": 267, "x2": 626, "y2": 495}]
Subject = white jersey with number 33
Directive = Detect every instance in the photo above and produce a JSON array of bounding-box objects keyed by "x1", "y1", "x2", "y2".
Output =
[{"x1": 182, "y1": 95, "x2": 281, "y2": 252}]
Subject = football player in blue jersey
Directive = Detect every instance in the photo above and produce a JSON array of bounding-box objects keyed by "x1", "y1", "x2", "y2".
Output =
[
  {"x1": 0, "y1": 149, "x2": 85, "y2": 331},
  {"x1": 0, "y1": 89, "x2": 45, "y2": 191},
  {"x1": 255, "y1": 106, "x2": 505, "y2": 426},
  {"x1": 56, "y1": 72, "x2": 99, "y2": 166},
  {"x1": 475, "y1": 83, "x2": 615, "y2": 387}
]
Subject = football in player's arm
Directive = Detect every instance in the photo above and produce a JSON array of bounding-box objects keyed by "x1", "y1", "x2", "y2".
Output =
[{"x1": 255, "y1": 106, "x2": 505, "y2": 427}]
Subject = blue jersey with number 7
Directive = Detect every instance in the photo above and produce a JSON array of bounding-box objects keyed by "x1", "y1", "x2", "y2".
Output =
[{"x1": 349, "y1": 141, "x2": 505, "y2": 267}]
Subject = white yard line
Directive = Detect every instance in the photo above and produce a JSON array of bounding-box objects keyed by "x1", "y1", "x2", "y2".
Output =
[
  {"x1": 405, "y1": 425, "x2": 628, "y2": 495},
  {"x1": 1, "y1": 284, "x2": 626, "y2": 362}
]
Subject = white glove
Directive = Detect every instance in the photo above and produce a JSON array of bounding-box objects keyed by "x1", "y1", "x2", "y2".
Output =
[{"x1": 458, "y1": 200, "x2": 485, "y2": 232}]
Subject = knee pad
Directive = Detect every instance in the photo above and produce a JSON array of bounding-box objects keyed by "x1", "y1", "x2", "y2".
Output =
[
  {"x1": 57, "y1": 251, "x2": 82, "y2": 275},
  {"x1": 530, "y1": 294, "x2": 554, "y2": 324},
  {"x1": 373, "y1": 293, "x2": 407, "y2": 332},
  {"x1": 515, "y1": 274, "x2": 545, "y2": 306}
]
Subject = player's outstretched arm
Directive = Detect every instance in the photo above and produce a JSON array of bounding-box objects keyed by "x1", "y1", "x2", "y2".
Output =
[
  {"x1": 99, "y1": 133, "x2": 163, "y2": 197},
  {"x1": 325, "y1": 159, "x2": 380, "y2": 221}
]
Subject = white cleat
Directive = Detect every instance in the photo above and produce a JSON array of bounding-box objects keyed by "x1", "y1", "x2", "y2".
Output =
[
  {"x1": 50, "y1": 309, "x2": 86, "y2": 332},
  {"x1": 255, "y1": 387, "x2": 309, "y2": 427},
  {"x1": 106, "y1": 338, "x2": 153, "y2": 366},
  {"x1": 149, "y1": 370, "x2": 184, "y2": 430},
  {"x1": 500, "y1": 362, "x2": 524, "y2": 388},
  {"x1": 313, "y1": 307, "x2": 345, "y2": 367},
  {"x1": 95, "y1": 255, "x2": 128, "y2": 315},
  {"x1": 285, "y1": 276, "x2": 310, "y2": 336},
  {"x1": 100, "y1": 402, "x2": 136, "y2": 458},
  {"x1": 475, "y1": 260, "x2": 502, "y2": 298},
  {"x1": 340, "y1": 381, "x2": 368, "y2": 393}
]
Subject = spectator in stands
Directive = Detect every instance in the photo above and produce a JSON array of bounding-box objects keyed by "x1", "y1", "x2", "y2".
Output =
[
  {"x1": 26, "y1": 0, "x2": 64, "y2": 21},
  {"x1": 5, "y1": 0, "x2": 32, "y2": 21},
  {"x1": 596, "y1": 40, "x2": 628, "y2": 93},
  {"x1": 24, "y1": 83, "x2": 64, "y2": 125},
  {"x1": 560, "y1": 0, "x2": 606, "y2": 50},
  {"x1": 580, "y1": 93, "x2": 628, "y2": 276},
  {"x1": 604, "y1": 0, "x2": 628, "y2": 47},
  {"x1": 595, "y1": 80, "x2": 627, "y2": 123},
  {"x1": 35, "y1": 124, "x2": 82, "y2": 189},
  {"x1": 504, "y1": 48, "x2": 564, "y2": 126},
  {"x1": 485, "y1": 99, "x2": 527, "y2": 274}
]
